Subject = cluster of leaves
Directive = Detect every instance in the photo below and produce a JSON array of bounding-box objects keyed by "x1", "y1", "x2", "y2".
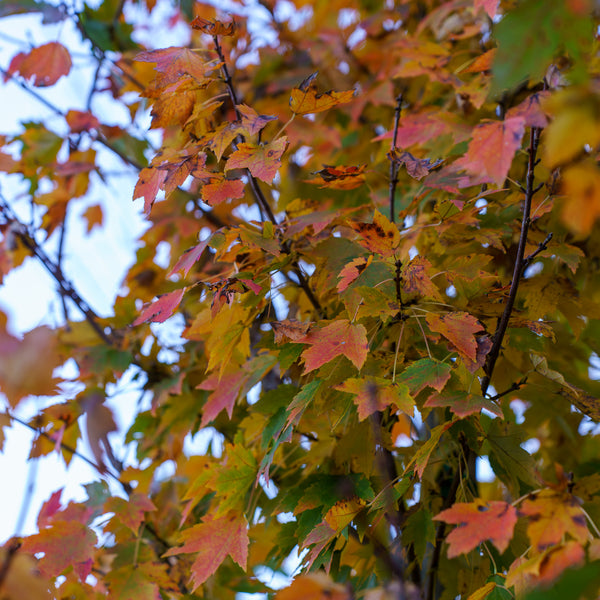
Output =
[{"x1": 2, "y1": 0, "x2": 600, "y2": 599}]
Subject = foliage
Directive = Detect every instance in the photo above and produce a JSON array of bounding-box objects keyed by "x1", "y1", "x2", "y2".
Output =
[{"x1": 2, "y1": 1, "x2": 600, "y2": 599}]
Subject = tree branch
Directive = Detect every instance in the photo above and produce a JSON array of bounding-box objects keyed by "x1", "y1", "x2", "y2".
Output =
[
  {"x1": 389, "y1": 94, "x2": 403, "y2": 224},
  {"x1": 481, "y1": 127, "x2": 542, "y2": 397}
]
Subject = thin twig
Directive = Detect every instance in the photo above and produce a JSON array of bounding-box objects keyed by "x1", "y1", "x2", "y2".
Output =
[{"x1": 0, "y1": 199, "x2": 115, "y2": 345}]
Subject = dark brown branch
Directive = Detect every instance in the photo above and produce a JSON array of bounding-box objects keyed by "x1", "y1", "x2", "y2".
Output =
[
  {"x1": 388, "y1": 94, "x2": 403, "y2": 224},
  {"x1": 481, "y1": 127, "x2": 541, "y2": 397}
]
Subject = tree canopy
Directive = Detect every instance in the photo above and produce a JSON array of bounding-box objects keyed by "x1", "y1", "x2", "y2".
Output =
[{"x1": 2, "y1": 0, "x2": 600, "y2": 599}]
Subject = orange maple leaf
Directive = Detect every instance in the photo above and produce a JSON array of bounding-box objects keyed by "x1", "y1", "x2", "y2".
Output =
[
  {"x1": 518, "y1": 489, "x2": 589, "y2": 551},
  {"x1": 290, "y1": 73, "x2": 355, "y2": 115},
  {"x1": 434, "y1": 500, "x2": 517, "y2": 557},
  {"x1": 349, "y1": 210, "x2": 400, "y2": 258},
  {"x1": 7, "y1": 42, "x2": 71, "y2": 87},
  {"x1": 225, "y1": 137, "x2": 288, "y2": 183},
  {"x1": 299, "y1": 319, "x2": 369, "y2": 373},
  {"x1": 164, "y1": 512, "x2": 249, "y2": 590}
]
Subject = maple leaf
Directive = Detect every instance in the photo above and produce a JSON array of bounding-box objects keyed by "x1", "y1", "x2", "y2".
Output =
[
  {"x1": 105, "y1": 493, "x2": 156, "y2": 534},
  {"x1": 168, "y1": 239, "x2": 210, "y2": 277},
  {"x1": 335, "y1": 377, "x2": 414, "y2": 421},
  {"x1": 202, "y1": 175, "x2": 245, "y2": 206},
  {"x1": 133, "y1": 289, "x2": 186, "y2": 326},
  {"x1": 519, "y1": 489, "x2": 589, "y2": 551},
  {"x1": 0, "y1": 325, "x2": 60, "y2": 408},
  {"x1": 105, "y1": 566, "x2": 161, "y2": 600},
  {"x1": 164, "y1": 512, "x2": 249, "y2": 590},
  {"x1": 276, "y1": 573, "x2": 350, "y2": 600},
  {"x1": 190, "y1": 16, "x2": 236, "y2": 36},
  {"x1": 7, "y1": 42, "x2": 71, "y2": 87},
  {"x1": 136, "y1": 47, "x2": 212, "y2": 85},
  {"x1": 560, "y1": 162, "x2": 600, "y2": 236},
  {"x1": 225, "y1": 137, "x2": 288, "y2": 183},
  {"x1": 389, "y1": 150, "x2": 442, "y2": 180},
  {"x1": 324, "y1": 497, "x2": 366, "y2": 532},
  {"x1": 424, "y1": 391, "x2": 503, "y2": 419},
  {"x1": 21, "y1": 519, "x2": 97, "y2": 579},
  {"x1": 425, "y1": 312, "x2": 484, "y2": 361},
  {"x1": 271, "y1": 319, "x2": 311, "y2": 343},
  {"x1": 349, "y1": 210, "x2": 400, "y2": 258},
  {"x1": 197, "y1": 369, "x2": 247, "y2": 426},
  {"x1": 82, "y1": 204, "x2": 103, "y2": 233},
  {"x1": 133, "y1": 166, "x2": 167, "y2": 214},
  {"x1": 289, "y1": 72, "x2": 355, "y2": 115},
  {"x1": 401, "y1": 256, "x2": 443, "y2": 301},
  {"x1": 337, "y1": 256, "x2": 372, "y2": 292},
  {"x1": 434, "y1": 500, "x2": 518, "y2": 558},
  {"x1": 236, "y1": 104, "x2": 277, "y2": 136},
  {"x1": 406, "y1": 421, "x2": 454, "y2": 479},
  {"x1": 299, "y1": 319, "x2": 369, "y2": 373},
  {"x1": 455, "y1": 117, "x2": 525, "y2": 187},
  {"x1": 309, "y1": 164, "x2": 366, "y2": 189},
  {"x1": 396, "y1": 358, "x2": 452, "y2": 396},
  {"x1": 65, "y1": 109, "x2": 100, "y2": 133}
]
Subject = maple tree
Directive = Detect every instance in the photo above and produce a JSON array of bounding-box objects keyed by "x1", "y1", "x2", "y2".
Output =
[{"x1": 2, "y1": 0, "x2": 600, "y2": 599}]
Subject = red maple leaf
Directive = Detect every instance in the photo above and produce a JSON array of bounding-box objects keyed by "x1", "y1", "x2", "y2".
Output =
[
  {"x1": 133, "y1": 289, "x2": 186, "y2": 325},
  {"x1": 197, "y1": 370, "x2": 247, "y2": 426},
  {"x1": 299, "y1": 319, "x2": 369, "y2": 373},
  {"x1": 455, "y1": 117, "x2": 525, "y2": 187},
  {"x1": 164, "y1": 512, "x2": 249, "y2": 590},
  {"x1": 434, "y1": 500, "x2": 518, "y2": 557}
]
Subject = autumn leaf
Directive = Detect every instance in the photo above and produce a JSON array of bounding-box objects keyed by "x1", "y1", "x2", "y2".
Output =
[
  {"x1": 225, "y1": 137, "x2": 288, "y2": 183},
  {"x1": 309, "y1": 164, "x2": 366, "y2": 189},
  {"x1": 133, "y1": 289, "x2": 186, "y2": 325},
  {"x1": 197, "y1": 369, "x2": 247, "y2": 426},
  {"x1": 455, "y1": 117, "x2": 525, "y2": 187},
  {"x1": 65, "y1": 110, "x2": 100, "y2": 133},
  {"x1": 164, "y1": 512, "x2": 249, "y2": 590},
  {"x1": 271, "y1": 319, "x2": 311, "y2": 343},
  {"x1": 21, "y1": 519, "x2": 97, "y2": 579},
  {"x1": 133, "y1": 166, "x2": 167, "y2": 214},
  {"x1": 396, "y1": 358, "x2": 452, "y2": 396},
  {"x1": 276, "y1": 573, "x2": 350, "y2": 600},
  {"x1": 236, "y1": 104, "x2": 277, "y2": 136},
  {"x1": 425, "y1": 312, "x2": 484, "y2": 361},
  {"x1": 202, "y1": 175, "x2": 245, "y2": 206},
  {"x1": 389, "y1": 150, "x2": 442, "y2": 180},
  {"x1": 401, "y1": 256, "x2": 443, "y2": 301},
  {"x1": 82, "y1": 204, "x2": 103, "y2": 233},
  {"x1": 168, "y1": 239, "x2": 209, "y2": 277},
  {"x1": 7, "y1": 42, "x2": 71, "y2": 87},
  {"x1": 406, "y1": 421, "x2": 454, "y2": 478},
  {"x1": 136, "y1": 47, "x2": 213, "y2": 84},
  {"x1": 560, "y1": 162, "x2": 600, "y2": 236},
  {"x1": 0, "y1": 324, "x2": 60, "y2": 408},
  {"x1": 299, "y1": 319, "x2": 369, "y2": 373},
  {"x1": 335, "y1": 377, "x2": 414, "y2": 421},
  {"x1": 518, "y1": 489, "x2": 589, "y2": 551},
  {"x1": 105, "y1": 493, "x2": 156, "y2": 534},
  {"x1": 434, "y1": 500, "x2": 518, "y2": 557},
  {"x1": 425, "y1": 391, "x2": 503, "y2": 419},
  {"x1": 190, "y1": 17, "x2": 236, "y2": 36},
  {"x1": 349, "y1": 210, "x2": 400, "y2": 258},
  {"x1": 337, "y1": 256, "x2": 372, "y2": 292},
  {"x1": 324, "y1": 497, "x2": 366, "y2": 531},
  {"x1": 290, "y1": 73, "x2": 355, "y2": 115}
]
